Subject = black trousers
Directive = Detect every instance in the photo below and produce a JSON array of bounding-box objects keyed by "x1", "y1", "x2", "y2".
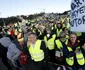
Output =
[
  {"x1": 34, "y1": 60, "x2": 49, "y2": 70},
  {"x1": 48, "y1": 49, "x2": 55, "y2": 62},
  {"x1": 28, "y1": 58, "x2": 49, "y2": 70},
  {"x1": 1, "y1": 56, "x2": 12, "y2": 70}
]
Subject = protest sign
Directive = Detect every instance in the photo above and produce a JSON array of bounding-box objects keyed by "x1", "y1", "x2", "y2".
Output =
[{"x1": 70, "y1": 0, "x2": 85, "y2": 32}]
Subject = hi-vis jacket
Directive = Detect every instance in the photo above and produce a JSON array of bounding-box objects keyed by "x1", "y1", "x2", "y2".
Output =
[
  {"x1": 55, "y1": 39, "x2": 68, "y2": 50},
  {"x1": 66, "y1": 46, "x2": 84, "y2": 66},
  {"x1": 55, "y1": 39, "x2": 68, "y2": 56},
  {"x1": 28, "y1": 40, "x2": 44, "y2": 62},
  {"x1": 62, "y1": 41, "x2": 85, "y2": 66},
  {"x1": 56, "y1": 28, "x2": 62, "y2": 37},
  {"x1": 14, "y1": 29, "x2": 24, "y2": 42},
  {"x1": 44, "y1": 34, "x2": 56, "y2": 50}
]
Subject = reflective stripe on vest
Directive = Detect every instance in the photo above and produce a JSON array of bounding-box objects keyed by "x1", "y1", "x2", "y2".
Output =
[
  {"x1": 29, "y1": 40, "x2": 44, "y2": 62},
  {"x1": 44, "y1": 36, "x2": 54, "y2": 50}
]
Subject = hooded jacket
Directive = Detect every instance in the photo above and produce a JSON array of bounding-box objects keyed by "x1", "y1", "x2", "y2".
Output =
[{"x1": 0, "y1": 37, "x2": 21, "y2": 61}]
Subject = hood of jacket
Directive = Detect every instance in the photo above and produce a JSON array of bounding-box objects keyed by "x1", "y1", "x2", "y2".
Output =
[{"x1": 0, "y1": 37, "x2": 11, "y2": 47}]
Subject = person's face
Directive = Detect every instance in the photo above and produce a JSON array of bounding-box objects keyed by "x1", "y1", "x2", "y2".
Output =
[
  {"x1": 57, "y1": 24, "x2": 61, "y2": 28},
  {"x1": 64, "y1": 28, "x2": 68, "y2": 34},
  {"x1": 60, "y1": 36, "x2": 66, "y2": 42},
  {"x1": 47, "y1": 30, "x2": 51, "y2": 34},
  {"x1": 70, "y1": 34, "x2": 77, "y2": 43},
  {"x1": 29, "y1": 34, "x2": 37, "y2": 44}
]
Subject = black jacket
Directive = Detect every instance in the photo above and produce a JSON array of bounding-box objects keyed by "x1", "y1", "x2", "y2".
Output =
[{"x1": 0, "y1": 43, "x2": 7, "y2": 57}]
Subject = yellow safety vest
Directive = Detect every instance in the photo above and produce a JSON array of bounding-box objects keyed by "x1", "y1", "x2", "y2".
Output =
[
  {"x1": 29, "y1": 40, "x2": 44, "y2": 62},
  {"x1": 19, "y1": 28, "x2": 22, "y2": 32},
  {"x1": 55, "y1": 24, "x2": 57, "y2": 29},
  {"x1": 66, "y1": 46, "x2": 84, "y2": 66},
  {"x1": 55, "y1": 39, "x2": 68, "y2": 56},
  {"x1": 51, "y1": 25, "x2": 57, "y2": 30},
  {"x1": 66, "y1": 35, "x2": 69, "y2": 39},
  {"x1": 51, "y1": 27, "x2": 54, "y2": 30},
  {"x1": 56, "y1": 29, "x2": 62, "y2": 37},
  {"x1": 17, "y1": 32, "x2": 24, "y2": 42},
  {"x1": 14, "y1": 23, "x2": 18, "y2": 27},
  {"x1": 14, "y1": 29, "x2": 18, "y2": 35},
  {"x1": 32, "y1": 29, "x2": 36, "y2": 33},
  {"x1": 18, "y1": 38, "x2": 24, "y2": 42},
  {"x1": 67, "y1": 23, "x2": 70, "y2": 30},
  {"x1": 44, "y1": 36, "x2": 54, "y2": 50},
  {"x1": 52, "y1": 34, "x2": 56, "y2": 40},
  {"x1": 7, "y1": 31, "x2": 11, "y2": 35},
  {"x1": 76, "y1": 32, "x2": 82, "y2": 37},
  {"x1": 63, "y1": 23, "x2": 70, "y2": 30},
  {"x1": 55, "y1": 39, "x2": 68, "y2": 50},
  {"x1": 38, "y1": 29, "x2": 42, "y2": 36}
]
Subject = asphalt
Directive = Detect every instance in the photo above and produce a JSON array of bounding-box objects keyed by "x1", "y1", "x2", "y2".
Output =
[{"x1": 0, "y1": 58, "x2": 56, "y2": 70}]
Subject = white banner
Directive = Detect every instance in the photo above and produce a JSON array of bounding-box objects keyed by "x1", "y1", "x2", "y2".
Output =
[{"x1": 70, "y1": 0, "x2": 85, "y2": 32}]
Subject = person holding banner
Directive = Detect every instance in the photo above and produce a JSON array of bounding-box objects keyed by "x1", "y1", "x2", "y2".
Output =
[
  {"x1": 62, "y1": 32, "x2": 85, "y2": 70},
  {"x1": 70, "y1": 0, "x2": 85, "y2": 69}
]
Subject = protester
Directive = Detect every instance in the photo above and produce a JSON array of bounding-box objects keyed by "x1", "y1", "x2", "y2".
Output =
[
  {"x1": 0, "y1": 35, "x2": 12, "y2": 70},
  {"x1": 27, "y1": 32, "x2": 49, "y2": 70},
  {"x1": 56, "y1": 23, "x2": 63, "y2": 38},
  {"x1": 0, "y1": 36, "x2": 22, "y2": 70},
  {"x1": 62, "y1": 27, "x2": 69, "y2": 39},
  {"x1": 62, "y1": 32, "x2": 85, "y2": 70},
  {"x1": 44, "y1": 28, "x2": 55, "y2": 62},
  {"x1": 55, "y1": 32, "x2": 68, "y2": 65},
  {"x1": 0, "y1": 11, "x2": 74, "y2": 70}
]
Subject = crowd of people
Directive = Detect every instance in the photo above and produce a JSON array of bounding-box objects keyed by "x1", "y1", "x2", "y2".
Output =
[{"x1": 0, "y1": 15, "x2": 85, "y2": 70}]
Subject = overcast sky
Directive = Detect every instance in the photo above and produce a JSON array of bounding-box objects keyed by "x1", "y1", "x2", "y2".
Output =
[{"x1": 0, "y1": 0, "x2": 71, "y2": 17}]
